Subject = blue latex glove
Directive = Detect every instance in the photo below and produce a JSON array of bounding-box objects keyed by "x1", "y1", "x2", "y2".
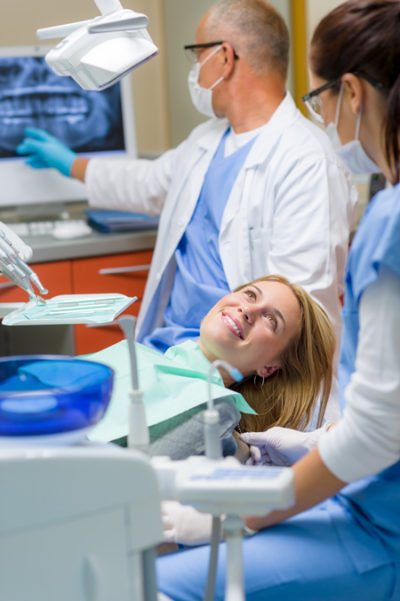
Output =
[{"x1": 16, "y1": 127, "x2": 76, "y2": 177}]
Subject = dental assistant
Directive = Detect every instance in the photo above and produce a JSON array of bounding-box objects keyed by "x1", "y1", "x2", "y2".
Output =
[
  {"x1": 17, "y1": 0, "x2": 356, "y2": 420},
  {"x1": 156, "y1": 1, "x2": 400, "y2": 599}
]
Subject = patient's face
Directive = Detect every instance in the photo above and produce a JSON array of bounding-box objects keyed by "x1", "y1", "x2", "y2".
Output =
[{"x1": 199, "y1": 280, "x2": 301, "y2": 382}]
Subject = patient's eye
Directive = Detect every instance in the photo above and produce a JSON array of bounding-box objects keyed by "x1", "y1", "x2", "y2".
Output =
[
  {"x1": 265, "y1": 313, "x2": 278, "y2": 331},
  {"x1": 243, "y1": 288, "x2": 256, "y2": 300}
]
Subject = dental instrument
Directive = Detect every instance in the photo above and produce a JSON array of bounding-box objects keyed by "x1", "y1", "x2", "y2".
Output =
[
  {"x1": 0, "y1": 222, "x2": 48, "y2": 302},
  {"x1": 205, "y1": 360, "x2": 243, "y2": 460},
  {"x1": 2, "y1": 293, "x2": 138, "y2": 326},
  {"x1": 117, "y1": 314, "x2": 149, "y2": 453},
  {"x1": 36, "y1": 0, "x2": 159, "y2": 91}
]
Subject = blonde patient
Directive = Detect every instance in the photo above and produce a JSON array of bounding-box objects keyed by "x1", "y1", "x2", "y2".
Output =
[{"x1": 199, "y1": 275, "x2": 335, "y2": 437}]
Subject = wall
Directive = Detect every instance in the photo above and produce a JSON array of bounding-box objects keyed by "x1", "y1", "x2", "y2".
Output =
[{"x1": 306, "y1": 0, "x2": 344, "y2": 45}]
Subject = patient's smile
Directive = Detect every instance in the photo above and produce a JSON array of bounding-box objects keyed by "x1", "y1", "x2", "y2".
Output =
[{"x1": 222, "y1": 312, "x2": 243, "y2": 339}]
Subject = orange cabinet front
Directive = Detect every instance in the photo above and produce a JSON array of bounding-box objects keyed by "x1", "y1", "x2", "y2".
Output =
[
  {"x1": 0, "y1": 260, "x2": 73, "y2": 302},
  {"x1": 72, "y1": 250, "x2": 153, "y2": 354}
]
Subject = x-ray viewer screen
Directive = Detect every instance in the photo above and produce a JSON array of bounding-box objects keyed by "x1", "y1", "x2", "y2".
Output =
[
  {"x1": 0, "y1": 56, "x2": 125, "y2": 158},
  {"x1": 0, "y1": 46, "x2": 136, "y2": 208}
]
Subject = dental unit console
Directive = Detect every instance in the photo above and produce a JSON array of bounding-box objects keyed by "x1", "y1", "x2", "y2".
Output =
[{"x1": 0, "y1": 314, "x2": 295, "y2": 601}]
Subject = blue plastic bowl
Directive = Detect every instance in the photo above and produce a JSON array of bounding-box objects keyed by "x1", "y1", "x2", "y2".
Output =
[{"x1": 0, "y1": 355, "x2": 114, "y2": 437}]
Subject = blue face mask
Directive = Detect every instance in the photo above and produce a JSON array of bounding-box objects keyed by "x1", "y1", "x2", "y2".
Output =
[{"x1": 326, "y1": 84, "x2": 380, "y2": 174}]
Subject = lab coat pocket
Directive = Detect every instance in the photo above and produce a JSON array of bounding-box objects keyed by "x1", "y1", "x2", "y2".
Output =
[{"x1": 248, "y1": 227, "x2": 271, "y2": 277}]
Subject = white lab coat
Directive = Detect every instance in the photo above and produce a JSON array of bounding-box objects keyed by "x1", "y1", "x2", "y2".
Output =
[{"x1": 86, "y1": 93, "x2": 357, "y2": 414}]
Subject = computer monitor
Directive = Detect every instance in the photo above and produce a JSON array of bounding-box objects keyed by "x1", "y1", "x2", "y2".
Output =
[{"x1": 0, "y1": 45, "x2": 137, "y2": 209}]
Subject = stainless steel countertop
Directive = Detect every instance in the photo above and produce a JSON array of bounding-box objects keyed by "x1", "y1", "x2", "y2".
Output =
[
  {"x1": 27, "y1": 227, "x2": 157, "y2": 263},
  {"x1": 1, "y1": 202, "x2": 157, "y2": 263}
]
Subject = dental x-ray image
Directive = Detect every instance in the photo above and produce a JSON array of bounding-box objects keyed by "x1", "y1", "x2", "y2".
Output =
[{"x1": 0, "y1": 56, "x2": 125, "y2": 158}]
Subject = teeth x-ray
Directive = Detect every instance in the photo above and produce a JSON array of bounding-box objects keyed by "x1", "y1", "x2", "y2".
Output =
[{"x1": 0, "y1": 56, "x2": 125, "y2": 158}]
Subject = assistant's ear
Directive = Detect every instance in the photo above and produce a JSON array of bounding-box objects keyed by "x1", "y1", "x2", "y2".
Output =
[
  {"x1": 257, "y1": 364, "x2": 280, "y2": 378},
  {"x1": 342, "y1": 72, "x2": 364, "y2": 116}
]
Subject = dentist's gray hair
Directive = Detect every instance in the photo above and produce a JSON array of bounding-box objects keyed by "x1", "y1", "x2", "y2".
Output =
[{"x1": 205, "y1": 0, "x2": 289, "y2": 78}]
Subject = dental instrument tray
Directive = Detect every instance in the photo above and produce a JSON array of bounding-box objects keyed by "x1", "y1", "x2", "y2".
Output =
[
  {"x1": 2, "y1": 293, "x2": 137, "y2": 326},
  {"x1": 0, "y1": 355, "x2": 113, "y2": 438}
]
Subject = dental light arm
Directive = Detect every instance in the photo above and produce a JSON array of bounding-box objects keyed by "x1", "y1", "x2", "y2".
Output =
[
  {"x1": 0, "y1": 223, "x2": 48, "y2": 302},
  {"x1": 36, "y1": 0, "x2": 159, "y2": 91}
]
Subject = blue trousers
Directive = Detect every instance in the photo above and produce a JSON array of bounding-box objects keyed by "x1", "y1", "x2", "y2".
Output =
[{"x1": 156, "y1": 503, "x2": 399, "y2": 601}]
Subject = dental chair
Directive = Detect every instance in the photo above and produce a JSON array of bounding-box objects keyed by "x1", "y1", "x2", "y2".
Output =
[{"x1": 0, "y1": 445, "x2": 163, "y2": 601}]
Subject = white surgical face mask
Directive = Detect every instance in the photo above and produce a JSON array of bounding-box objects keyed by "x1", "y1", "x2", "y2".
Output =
[
  {"x1": 326, "y1": 84, "x2": 380, "y2": 174},
  {"x1": 187, "y1": 45, "x2": 224, "y2": 118}
]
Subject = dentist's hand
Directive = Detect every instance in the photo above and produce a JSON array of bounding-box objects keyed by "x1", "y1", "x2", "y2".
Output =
[
  {"x1": 162, "y1": 501, "x2": 215, "y2": 546},
  {"x1": 16, "y1": 127, "x2": 76, "y2": 177},
  {"x1": 240, "y1": 424, "x2": 333, "y2": 466}
]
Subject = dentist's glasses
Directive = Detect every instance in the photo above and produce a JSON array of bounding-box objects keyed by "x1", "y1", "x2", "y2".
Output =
[{"x1": 183, "y1": 41, "x2": 239, "y2": 64}]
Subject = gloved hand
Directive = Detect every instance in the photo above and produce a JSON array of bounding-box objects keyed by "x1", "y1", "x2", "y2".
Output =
[
  {"x1": 16, "y1": 127, "x2": 76, "y2": 177},
  {"x1": 162, "y1": 501, "x2": 215, "y2": 546},
  {"x1": 240, "y1": 424, "x2": 332, "y2": 466}
]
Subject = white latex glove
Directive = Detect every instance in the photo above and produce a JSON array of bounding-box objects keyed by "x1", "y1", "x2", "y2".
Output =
[
  {"x1": 162, "y1": 501, "x2": 215, "y2": 546},
  {"x1": 240, "y1": 424, "x2": 332, "y2": 466}
]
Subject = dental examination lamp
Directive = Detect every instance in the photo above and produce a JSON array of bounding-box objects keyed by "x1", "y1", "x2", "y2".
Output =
[{"x1": 36, "y1": 0, "x2": 159, "y2": 90}]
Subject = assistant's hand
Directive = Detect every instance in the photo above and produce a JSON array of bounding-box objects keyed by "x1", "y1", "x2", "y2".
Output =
[
  {"x1": 16, "y1": 127, "x2": 77, "y2": 177},
  {"x1": 240, "y1": 424, "x2": 332, "y2": 466},
  {"x1": 162, "y1": 501, "x2": 215, "y2": 546}
]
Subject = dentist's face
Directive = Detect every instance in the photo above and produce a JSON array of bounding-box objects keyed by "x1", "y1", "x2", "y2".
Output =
[{"x1": 199, "y1": 280, "x2": 301, "y2": 381}]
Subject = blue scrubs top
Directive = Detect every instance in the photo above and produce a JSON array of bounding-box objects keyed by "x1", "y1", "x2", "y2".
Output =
[{"x1": 143, "y1": 128, "x2": 257, "y2": 351}]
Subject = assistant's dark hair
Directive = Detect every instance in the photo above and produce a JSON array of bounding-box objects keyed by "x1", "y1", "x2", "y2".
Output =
[{"x1": 310, "y1": 0, "x2": 400, "y2": 183}]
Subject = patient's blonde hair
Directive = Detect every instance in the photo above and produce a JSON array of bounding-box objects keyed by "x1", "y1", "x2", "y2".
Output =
[{"x1": 230, "y1": 275, "x2": 335, "y2": 432}]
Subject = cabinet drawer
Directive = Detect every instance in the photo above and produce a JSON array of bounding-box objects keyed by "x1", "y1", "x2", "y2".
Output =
[{"x1": 72, "y1": 250, "x2": 153, "y2": 354}]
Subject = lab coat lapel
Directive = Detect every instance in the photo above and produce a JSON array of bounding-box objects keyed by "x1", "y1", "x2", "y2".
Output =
[
  {"x1": 154, "y1": 119, "x2": 229, "y2": 275},
  {"x1": 219, "y1": 92, "x2": 299, "y2": 288}
]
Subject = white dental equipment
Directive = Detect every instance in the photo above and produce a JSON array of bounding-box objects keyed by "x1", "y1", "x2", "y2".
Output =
[
  {"x1": 0, "y1": 221, "x2": 47, "y2": 302},
  {"x1": 154, "y1": 360, "x2": 294, "y2": 601},
  {"x1": 205, "y1": 360, "x2": 243, "y2": 460},
  {"x1": 0, "y1": 322, "x2": 295, "y2": 601},
  {"x1": 2, "y1": 293, "x2": 138, "y2": 326},
  {"x1": 36, "y1": 0, "x2": 159, "y2": 91},
  {"x1": 117, "y1": 315, "x2": 149, "y2": 453}
]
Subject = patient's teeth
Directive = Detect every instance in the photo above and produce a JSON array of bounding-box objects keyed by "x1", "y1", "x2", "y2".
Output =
[{"x1": 225, "y1": 315, "x2": 241, "y2": 338}]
